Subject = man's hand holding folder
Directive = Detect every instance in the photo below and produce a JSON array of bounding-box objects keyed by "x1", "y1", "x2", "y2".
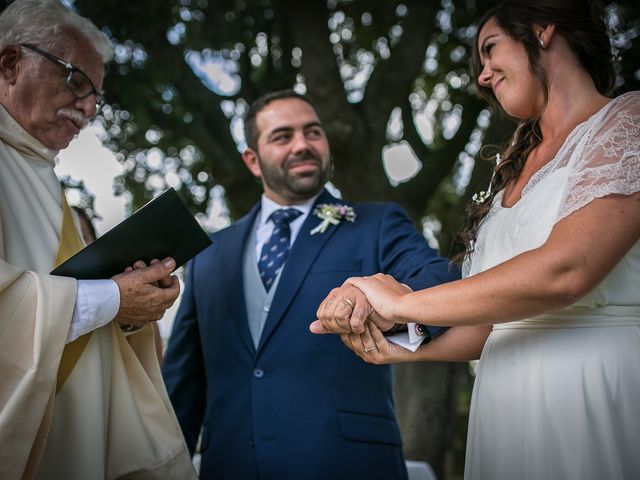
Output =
[
  {"x1": 113, "y1": 257, "x2": 181, "y2": 327},
  {"x1": 53, "y1": 188, "x2": 212, "y2": 330}
]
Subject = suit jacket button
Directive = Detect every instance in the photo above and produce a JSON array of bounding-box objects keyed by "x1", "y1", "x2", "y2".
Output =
[
  {"x1": 252, "y1": 368, "x2": 264, "y2": 378},
  {"x1": 249, "y1": 439, "x2": 255, "y2": 448}
]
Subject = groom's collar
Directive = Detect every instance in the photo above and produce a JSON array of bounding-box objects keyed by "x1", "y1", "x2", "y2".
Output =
[{"x1": 258, "y1": 191, "x2": 322, "y2": 227}]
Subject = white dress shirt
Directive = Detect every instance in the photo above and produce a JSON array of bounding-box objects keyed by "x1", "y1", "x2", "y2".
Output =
[{"x1": 67, "y1": 279, "x2": 120, "y2": 343}]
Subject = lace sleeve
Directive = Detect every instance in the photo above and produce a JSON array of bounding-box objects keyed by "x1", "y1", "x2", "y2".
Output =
[{"x1": 558, "y1": 92, "x2": 640, "y2": 221}]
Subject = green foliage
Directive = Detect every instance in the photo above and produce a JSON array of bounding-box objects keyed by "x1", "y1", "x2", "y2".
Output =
[
  {"x1": 76, "y1": 1, "x2": 492, "y2": 223},
  {"x1": 74, "y1": 0, "x2": 638, "y2": 236}
]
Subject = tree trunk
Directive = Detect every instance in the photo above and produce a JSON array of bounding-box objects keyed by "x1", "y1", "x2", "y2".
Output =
[{"x1": 394, "y1": 361, "x2": 466, "y2": 479}]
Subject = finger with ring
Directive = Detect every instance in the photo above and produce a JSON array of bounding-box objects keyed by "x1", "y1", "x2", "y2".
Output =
[
  {"x1": 364, "y1": 345, "x2": 377, "y2": 353},
  {"x1": 342, "y1": 298, "x2": 355, "y2": 309}
]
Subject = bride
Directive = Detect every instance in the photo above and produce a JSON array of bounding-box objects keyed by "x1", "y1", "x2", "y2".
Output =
[{"x1": 312, "y1": 1, "x2": 640, "y2": 479}]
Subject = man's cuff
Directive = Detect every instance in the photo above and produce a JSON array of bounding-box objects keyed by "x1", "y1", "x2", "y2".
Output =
[
  {"x1": 67, "y1": 279, "x2": 120, "y2": 343},
  {"x1": 386, "y1": 323, "x2": 429, "y2": 352}
]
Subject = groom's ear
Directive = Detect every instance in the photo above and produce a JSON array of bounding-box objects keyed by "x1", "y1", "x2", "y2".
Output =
[{"x1": 242, "y1": 148, "x2": 261, "y2": 178}]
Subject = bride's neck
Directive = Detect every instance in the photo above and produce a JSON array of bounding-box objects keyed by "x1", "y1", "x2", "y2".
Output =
[{"x1": 538, "y1": 71, "x2": 609, "y2": 144}]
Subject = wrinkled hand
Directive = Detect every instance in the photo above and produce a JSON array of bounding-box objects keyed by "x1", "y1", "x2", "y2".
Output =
[
  {"x1": 340, "y1": 321, "x2": 416, "y2": 364},
  {"x1": 113, "y1": 257, "x2": 180, "y2": 327},
  {"x1": 311, "y1": 283, "x2": 394, "y2": 335}
]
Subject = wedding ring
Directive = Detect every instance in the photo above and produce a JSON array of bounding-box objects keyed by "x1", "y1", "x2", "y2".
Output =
[
  {"x1": 364, "y1": 346, "x2": 376, "y2": 353},
  {"x1": 342, "y1": 298, "x2": 355, "y2": 309}
]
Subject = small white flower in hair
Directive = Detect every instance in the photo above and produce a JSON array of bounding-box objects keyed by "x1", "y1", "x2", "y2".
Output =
[{"x1": 472, "y1": 191, "x2": 491, "y2": 204}]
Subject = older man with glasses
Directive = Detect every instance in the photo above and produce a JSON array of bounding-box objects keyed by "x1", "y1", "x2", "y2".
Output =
[
  {"x1": 20, "y1": 42, "x2": 106, "y2": 111},
  {"x1": 0, "y1": 1, "x2": 195, "y2": 479}
]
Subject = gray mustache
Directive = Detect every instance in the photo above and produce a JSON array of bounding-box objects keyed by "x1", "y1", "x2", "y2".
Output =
[{"x1": 57, "y1": 109, "x2": 90, "y2": 129}]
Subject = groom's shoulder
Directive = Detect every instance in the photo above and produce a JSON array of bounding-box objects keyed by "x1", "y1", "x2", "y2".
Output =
[{"x1": 352, "y1": 200, "x2": 409, "y2": 221}]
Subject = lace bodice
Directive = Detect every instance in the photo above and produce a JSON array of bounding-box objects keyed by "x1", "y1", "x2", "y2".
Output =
[{"x1": 464, "y1": 92, "x2": 640, "y2": 308}]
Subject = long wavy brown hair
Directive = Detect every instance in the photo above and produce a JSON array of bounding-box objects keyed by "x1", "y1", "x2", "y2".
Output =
[{"x1": 454, "y1": 0, "x2": 615, "y2": 261}]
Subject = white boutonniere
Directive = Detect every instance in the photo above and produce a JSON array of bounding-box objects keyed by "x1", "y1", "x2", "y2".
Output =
[{"x1": 310, "y1": 203, "x2": 356, "y2": 235}]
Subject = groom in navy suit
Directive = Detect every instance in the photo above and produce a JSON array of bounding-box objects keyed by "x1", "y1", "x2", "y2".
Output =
[{"x1": 162, "y1": 90, "x2": 458, "y2": 480}]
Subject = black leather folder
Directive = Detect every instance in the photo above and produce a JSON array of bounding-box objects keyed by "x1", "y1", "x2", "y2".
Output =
[{"x1": 51, "y1": 188, "x2": 212, "y2": 279}]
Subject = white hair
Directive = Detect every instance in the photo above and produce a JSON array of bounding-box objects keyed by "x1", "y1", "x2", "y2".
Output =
[{"x1": 0, "y1": 0, "x2": 113, "y2": 63}]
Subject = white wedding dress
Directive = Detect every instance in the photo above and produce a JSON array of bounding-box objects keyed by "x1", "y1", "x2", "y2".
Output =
[{"x1": 463, "y1": 92, "x2": 640, "y2": 480}]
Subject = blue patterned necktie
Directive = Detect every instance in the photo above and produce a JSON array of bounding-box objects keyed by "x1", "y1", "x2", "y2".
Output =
[{"x1": 258, "y1": 208, "x2": 302, "y2": 291}]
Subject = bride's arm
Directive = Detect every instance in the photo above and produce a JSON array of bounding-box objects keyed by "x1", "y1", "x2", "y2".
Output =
[
  {"x1": 342, "y1": 322, "x2": 492, "y2": 364},
  {"x1": 348, "y1": 192, "x2": 640, "y2": 328}
]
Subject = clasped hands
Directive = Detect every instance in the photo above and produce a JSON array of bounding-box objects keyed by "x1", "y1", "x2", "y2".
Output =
[
  {"x1": 310, "y1": 276, "x2": 415, "y2": 364},
  {"x1": 112, "y1": 257, "x2": 180, "y2": 328}
]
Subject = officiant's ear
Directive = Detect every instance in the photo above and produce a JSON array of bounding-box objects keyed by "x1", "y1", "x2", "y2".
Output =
[
  {"x1": 0, "y1": 45, "x2": 22, "y2": 84},
  {"x1": 242, "y1": 148, "x2": 262, "y2": 179}
]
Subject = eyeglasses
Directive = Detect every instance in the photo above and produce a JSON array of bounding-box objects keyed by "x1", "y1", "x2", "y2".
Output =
[{"x1": 20, "y1": 43, "x2": 105, "y2": 111}]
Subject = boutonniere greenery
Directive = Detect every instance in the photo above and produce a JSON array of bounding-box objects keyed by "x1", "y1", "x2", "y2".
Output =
[{"x1": 310, "y1": 203, "x2": 356, "y2": 235}]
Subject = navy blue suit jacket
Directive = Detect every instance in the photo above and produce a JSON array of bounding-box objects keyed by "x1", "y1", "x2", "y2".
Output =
[{"x1": 162, "y1": 190, "x2": 459, "y2": 480}]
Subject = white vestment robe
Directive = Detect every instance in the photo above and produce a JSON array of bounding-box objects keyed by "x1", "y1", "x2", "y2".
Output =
[{"x1": 0, "y1": 105, "x2": 196, "y2": 480}]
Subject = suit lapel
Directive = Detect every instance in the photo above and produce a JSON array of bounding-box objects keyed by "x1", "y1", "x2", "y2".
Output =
[
  {"x1": 221, "y1": 203, "x2": 261, "y2": 355},
  {"x1": 257, "y1": 190, "x2": 344, "y2": 351}
]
